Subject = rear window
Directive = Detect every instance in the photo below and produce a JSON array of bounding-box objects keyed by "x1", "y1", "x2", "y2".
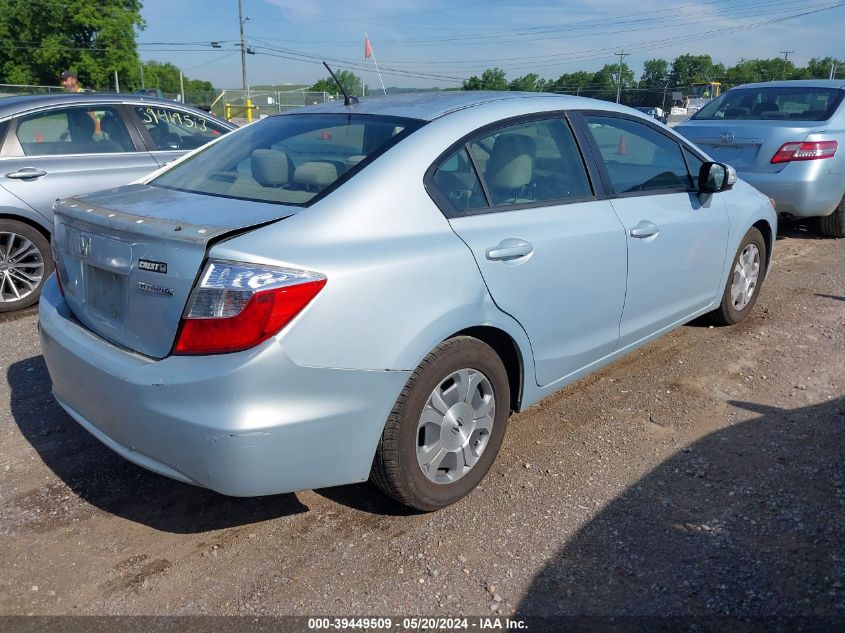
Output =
[
  {"x1": 692, "y1": 87, "x2": 844, "y2": 121},
  {"x1": 151, "y1": 114, "x2": 424, "y2": 206}
]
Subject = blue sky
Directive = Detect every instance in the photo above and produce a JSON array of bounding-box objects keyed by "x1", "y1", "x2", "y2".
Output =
[{"x1": 137, "y1": 0, "x2": 845, "y2": 89}]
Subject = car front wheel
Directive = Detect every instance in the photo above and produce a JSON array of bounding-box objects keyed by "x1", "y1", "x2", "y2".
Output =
[
  {"x1": 371, "y1": 336, "x2": 511, "y2": 511},
  {"x1": 0, "y1": 219, "x2": 53, "y2": 313},
  {"x1": 706, "y1": 227, "x2": 767, "y2": 326}
]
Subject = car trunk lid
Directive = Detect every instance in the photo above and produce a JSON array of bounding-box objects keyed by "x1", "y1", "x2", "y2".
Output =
[
  {"x1": 52, "y1": 184, "x2": 295, "y2": 358},
  {"x1": 677, "y1": 120, "x2": 828, "y2": 173}
]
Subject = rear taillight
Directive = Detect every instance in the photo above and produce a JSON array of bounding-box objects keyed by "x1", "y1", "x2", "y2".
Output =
[
  {"x1": 174, "y1": 260, "x2": 326, "y2": 355},
  {"x1": 770, "y1": 140, "x2": 837, "y2": 164}
]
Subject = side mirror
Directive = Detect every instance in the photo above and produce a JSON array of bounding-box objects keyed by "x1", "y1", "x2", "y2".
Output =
[{"x1": 698, "y1": 161, "x2": 737, "y2": 193}]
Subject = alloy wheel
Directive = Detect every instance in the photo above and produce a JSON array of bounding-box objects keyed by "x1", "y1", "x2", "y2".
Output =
[{"x1": 0, "y1": 231, "x2": 45, "y2": 304}]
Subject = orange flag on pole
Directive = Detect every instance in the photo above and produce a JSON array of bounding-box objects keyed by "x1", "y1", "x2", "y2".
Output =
[{"x1": 364, "y1": 35, "x2": 373, "y2": 60}]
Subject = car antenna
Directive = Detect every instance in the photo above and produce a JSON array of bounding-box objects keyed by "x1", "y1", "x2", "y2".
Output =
[{"x1": 323, "y1": 61, "x2": 359, "y2": 106}]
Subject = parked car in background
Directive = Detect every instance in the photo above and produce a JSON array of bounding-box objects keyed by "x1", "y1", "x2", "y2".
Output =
[
  {"x1": 634, "y1": 106, "x2": 668, "y2": 124},
  {"x1": 135, "y1": 88, "x2": 166, "y2": 99},
  {"x1": 39, "y1": 92, "x2": 776, "y2": 511},
  {"x1": 675, "y1": 80, "x2": 845, "y2": 237},
  {"x1": 0, "y1": 93, "x2": 235, "y2": 311}
]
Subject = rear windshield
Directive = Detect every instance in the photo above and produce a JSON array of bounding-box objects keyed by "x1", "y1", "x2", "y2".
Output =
[
  {"x1": 692, "y1": 87, "x2": 844, "y2": 121},
  {"x1": 151, "y1": 113, "x2": 424, "y2": 206}
]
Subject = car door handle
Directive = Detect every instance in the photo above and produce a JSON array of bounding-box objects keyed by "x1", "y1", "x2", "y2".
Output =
[
  {"x1": 486, "y1": 239, "x2": 534, "y2": 261},
  {"x1": 630, "y1": 221, "x2": 660, "y2": 239},
  {"x1": 5, "y1": 168, "x2": 47, "y2": 180}
]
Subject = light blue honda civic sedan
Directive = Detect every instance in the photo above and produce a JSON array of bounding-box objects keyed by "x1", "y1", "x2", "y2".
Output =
[{"x1": 39, "y1": 92, "x2": 776, "y2": 510}]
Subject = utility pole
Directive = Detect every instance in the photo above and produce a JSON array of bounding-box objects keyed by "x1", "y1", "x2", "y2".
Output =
[
  {"x1": 238, "y1": 0, "x2": 250, "y2": 100},
  {"x1": 831, "y1": 63, "x2": 838, "y2": 80},
  {"x1": 614, "y1": 51, "x2": 628, "y2": 104},
  {"x1": 780, "y1": 50, "x2": 794, "y2": 80}
]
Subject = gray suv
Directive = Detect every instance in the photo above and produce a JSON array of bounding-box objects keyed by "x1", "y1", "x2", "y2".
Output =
[
  {"x1": 0, "y1": 93, "x2": 234, "y2": 312},
  {"x1": 675, "y1": 80, "x2": 845, "y2": 237}
]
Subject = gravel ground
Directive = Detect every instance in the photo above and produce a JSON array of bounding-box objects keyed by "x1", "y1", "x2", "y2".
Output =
[{"x1": 0, "y1": 224, "x2": 843, "y2": 619}]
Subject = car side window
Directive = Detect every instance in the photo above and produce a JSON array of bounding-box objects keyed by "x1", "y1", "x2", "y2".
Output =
[
  {"x1": 132, "y1": 105, "x2": 228, "y2": 151},
  {"x1": 468, "y1": 118, "x2": 591, "y2": 207},
  {"x1": 15, "y1": 106, "x2": 134, "y2": 156},
  {"x1": 585, "y1": 115, "x2": 691, "y2": 194},
  {"x1": 430, "y1": 147, "x2": 487, "y2": 213}
]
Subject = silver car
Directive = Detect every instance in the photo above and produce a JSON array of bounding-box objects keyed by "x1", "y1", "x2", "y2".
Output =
[
  {"x1": 39, "y1": 92, "x2": 776, "y2": 510},
  {"x1": 0, "y1": 93, "x2": 235, "y2": 312},
  {"x1": 675, "y1": 80, "x2": 845, "y2": 237}
]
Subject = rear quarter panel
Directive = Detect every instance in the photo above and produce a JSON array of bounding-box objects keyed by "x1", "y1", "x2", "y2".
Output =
[{"x1": 0, "y1": 186, "x2": 52, "y2": 233}]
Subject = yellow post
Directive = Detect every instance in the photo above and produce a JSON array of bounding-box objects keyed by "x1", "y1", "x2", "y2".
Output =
[
  {"x1": 225, "y1": 102, "x2": 231, "y2": 121},
  {"x1": 246, "y1": 98, "x2": 253, "y2": 123}
]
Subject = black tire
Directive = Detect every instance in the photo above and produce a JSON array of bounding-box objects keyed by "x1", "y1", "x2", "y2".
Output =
[
  {"x1": 816, "y1": 195, "x2": 845, "y2": 238},
  {"x1": 371, "y1": 336, "x2": 511, "y2": 511},
  {"x1": 0, "y1": 219, "x2": 53, "y2": 313},
  {"x1": 706, "y1": 227, "x2": 766, "y2": 326}
]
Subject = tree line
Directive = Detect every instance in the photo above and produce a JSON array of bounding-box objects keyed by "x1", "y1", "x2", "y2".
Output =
[
  {"x1": 460, "y1": 54, "x2": 843, "y2": 108},
  {"x1": 0, "y1": 0, "x2": 211, "y2": 94}
]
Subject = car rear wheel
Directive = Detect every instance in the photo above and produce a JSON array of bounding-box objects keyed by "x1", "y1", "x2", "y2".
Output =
[
  {"x1": 705, "y1": 227, "x2": 766, "y2": 326},
  {"x1": 371, "y1": 336, "x2": 510, "y2": 511},
  {"x1": 0, "y1": 219, "x2": 53, "y2": 313},
  {"x1": 816, "y1": 195, "x2": 845, "y2": 238}
]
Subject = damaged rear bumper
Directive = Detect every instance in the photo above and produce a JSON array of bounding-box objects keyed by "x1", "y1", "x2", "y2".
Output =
[{"x1": 38, "y1": 275, "x2": 409, "y2": 496}]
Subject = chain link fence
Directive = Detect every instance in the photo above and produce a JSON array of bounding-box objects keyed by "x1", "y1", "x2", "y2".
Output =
[
  {"x1": 0, "y1": 84, "x2": 331, "y2": 119},
  {"x1": 0, "y1": 83, "x2": 66, "y2": 96},
  {"x1": 214, "y1": 89, "x2": 332, "y2": 121}
]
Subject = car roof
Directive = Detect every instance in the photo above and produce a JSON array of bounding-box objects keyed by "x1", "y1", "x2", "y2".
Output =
[
  {"x1": 726, "y1": 79, "x2": 845, "y2": 91},
  {"x1": 284, "y1": 91, "x2": 635, "y2": 121},
  {"x1": 0, "y1": 92, "x2": 224, "y2": 120}
]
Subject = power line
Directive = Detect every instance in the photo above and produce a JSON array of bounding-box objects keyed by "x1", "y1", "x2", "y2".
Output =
[
  {"x1": 248, "y1": 0, "x2": 785, "y2": 42},
  {"x1": 249, "y1": 4, "x2": 843, "y2": 81},
  {"x1": 243, "y1": 0, "x2": 842, "y2": 73},
  {"x1": 183, "y1": 51, "x2": 239, "y2": 72}
]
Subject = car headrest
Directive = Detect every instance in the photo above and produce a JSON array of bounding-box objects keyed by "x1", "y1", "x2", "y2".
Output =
[
  {"x1": 752, "y1": 101, "x2": 779, "y2": 116},
  {"x1": 293, "y1": 161, "x2": 339, "y2": 188},
  {"x1": 251, "y1": 149, "x2": 290, "y2": 187},
  {"x1": 486, "y1": 133, "x2": 535, "y2": 190},
  {"x1": 69, "y1": 112, "x2": 95, "y2": 142}
]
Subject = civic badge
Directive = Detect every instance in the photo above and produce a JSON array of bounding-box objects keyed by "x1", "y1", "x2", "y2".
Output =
[{"x1": 719, "y1": 132, "x2": 735, "y2": 145}]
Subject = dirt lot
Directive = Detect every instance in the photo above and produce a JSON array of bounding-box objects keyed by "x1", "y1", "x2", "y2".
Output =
[{"x1": 0, "y1": 225, "x2": 843, "y2": 620}]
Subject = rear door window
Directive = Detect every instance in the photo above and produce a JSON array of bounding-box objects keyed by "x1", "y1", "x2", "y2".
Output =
[
  {"x1": 131, "y1": 105, "x2": 229, "y2": 151},
  {"x1": 15, "y1": 106, "x2": 134, "y2": 156},
  {"x1": 429, "y1": 116, "x2": 593, "y2": 216},
  {"x1": 468, "y1": 118, "x2": 592, "y2": 207},
  {"x1": 585, "y1": 115, "x2": 691, "y2": 194},
  {"x1": 430, "y1": 148, "x2": 487, "y2": 214}
]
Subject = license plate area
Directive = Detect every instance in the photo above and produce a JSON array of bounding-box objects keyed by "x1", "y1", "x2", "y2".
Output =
[{"x1": 84, "y1": 264, "x2": 128, "y2": 324}]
